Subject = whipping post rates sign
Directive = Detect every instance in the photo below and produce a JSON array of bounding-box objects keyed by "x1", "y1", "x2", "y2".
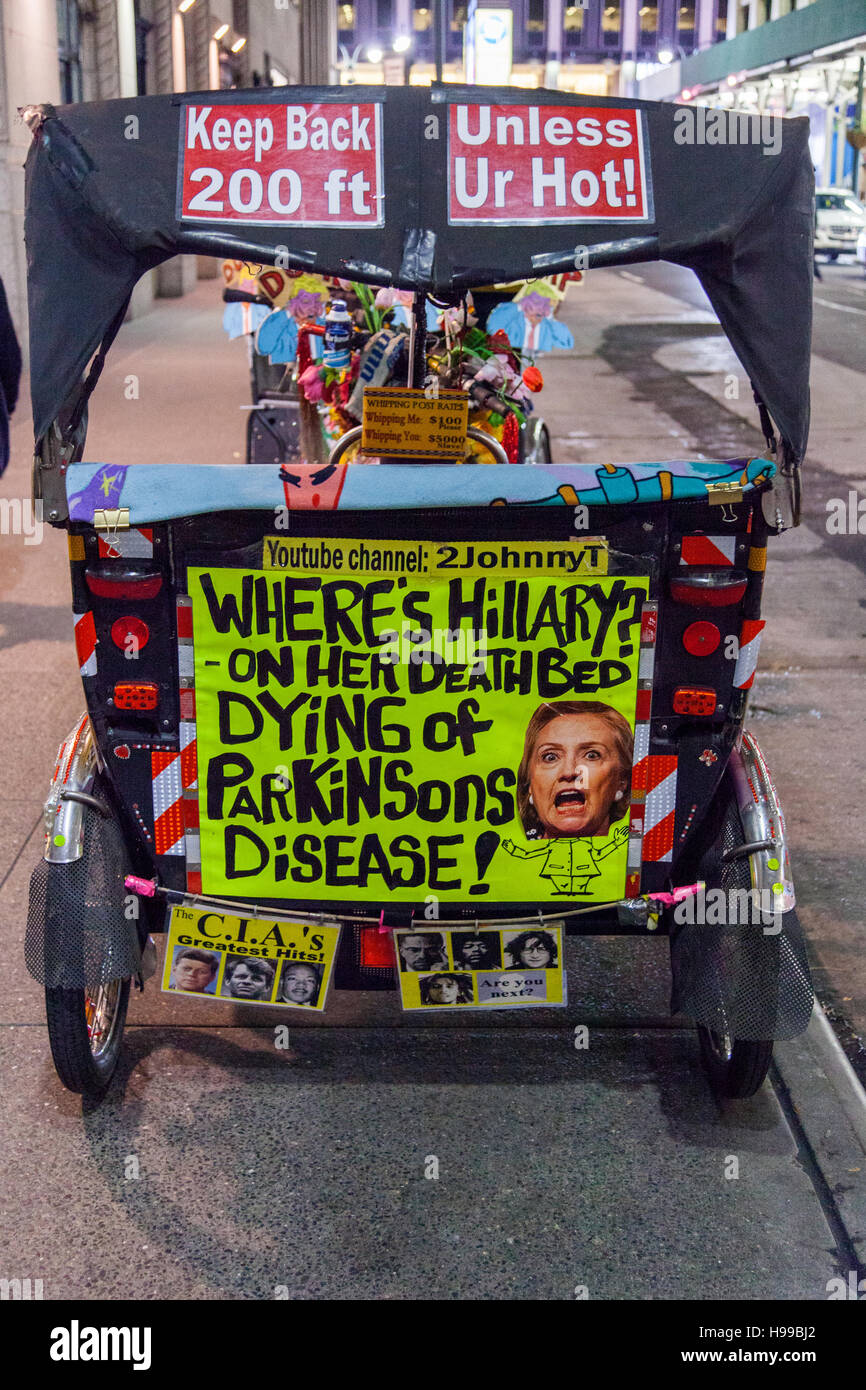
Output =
[
  {"x1": 178, "y1": 102, "x2": 383, "y2": 226},
  {"x1": 188, "y1": 541, "x2": 648, "y2": 906},
  {"x1": 447, "y1": 103, "x2": 651, "y2": 224}
]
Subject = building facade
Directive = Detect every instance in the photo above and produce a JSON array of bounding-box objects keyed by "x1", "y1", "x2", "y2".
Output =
[
  {"x1": 335, "y1": 0, "x2": 728, "y2": 89},
  {"x1": 0, "y1": 0, "x2": 305, "y2": 347},
  {"x1": 640, "y1": 0, "x2": 866, "y2": 195}
]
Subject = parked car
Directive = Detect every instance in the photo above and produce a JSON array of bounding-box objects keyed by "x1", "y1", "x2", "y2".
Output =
[
  {"x1": 815, "y1": 187, "x2": 866, "y2": 259},
  {"x1": 856, "y1": 225, "x2": 866, "y2": 276}
]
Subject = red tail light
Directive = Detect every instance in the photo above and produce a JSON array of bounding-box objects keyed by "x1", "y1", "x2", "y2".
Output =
[
  {"x1": 86, "y1": 567, "x2": 163, "y2": 599},
  {"x1": 682, "y1": 621, "x2": 720, "y2": 657},
  {"x1": 673, "y1": 687, "x2": 717, "y2": 716},
  {"x1": 670, "y1": 569, "x2": 747, "y2": 607},
  {"x1": 111, "y1": 616, "x2": 150, "y2": 653},
  {"x1": 113, "y1": 682, "x2": 159, "y2": 711}
]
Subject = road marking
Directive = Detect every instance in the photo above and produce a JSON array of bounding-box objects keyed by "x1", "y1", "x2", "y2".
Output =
[
  {"x1": 814, "y1": 296, "x2": 866, "y2": 315},
  {"x1": 619, "y1": 270, "x2": 645, "y2": 283}
]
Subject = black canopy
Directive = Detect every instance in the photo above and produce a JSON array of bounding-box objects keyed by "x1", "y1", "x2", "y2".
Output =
[{"x1": 24, "y1": 85, "x2": 812, "y2": 467}]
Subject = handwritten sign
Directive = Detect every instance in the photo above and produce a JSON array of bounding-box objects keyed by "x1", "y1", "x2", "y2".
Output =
[
  {"x1": 361, "y1": 388, "x2": 469, "y2": 459},
  {"x1": 188, "y1": 548, "x2": 647, "y2": 905}
]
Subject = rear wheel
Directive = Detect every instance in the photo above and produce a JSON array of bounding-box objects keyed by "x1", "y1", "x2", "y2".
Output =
[
  {"x1": 45, "y1": 978, "x2": 130, "y2": 1095},
  {"x1": 686, "y1": 776, "x2": 775, "y2": 1099},
  {"x1": 697, "y1": 1024, "x2": 773, "y2": 1099}
]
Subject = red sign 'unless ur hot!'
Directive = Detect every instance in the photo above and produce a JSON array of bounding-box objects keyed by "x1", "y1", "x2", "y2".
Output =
[{"x1": 447, "y1": 104, "x2": 651, "y2": 225}]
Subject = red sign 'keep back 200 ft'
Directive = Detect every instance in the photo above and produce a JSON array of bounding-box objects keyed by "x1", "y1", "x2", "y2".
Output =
[
  {"x1": 448, "y1": 104, "x2": 650, "y2": 224},
  {"x1": 179, "y1": 103, "x2": 383, "y2": 227}
]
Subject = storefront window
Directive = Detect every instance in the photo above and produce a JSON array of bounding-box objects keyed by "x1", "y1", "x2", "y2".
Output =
[
  {"x1": 338, "y1": 4, "x2": 355, "y2": 33},
  {"x1": 377, "y1": 0, "x2": 394, "y2": 27},
  {"x1": 677, "y1": 3, "x2": 695, "y2": 48},
  {"x1": 639, "y1": 4, "x2": 658, "y2": 42},
  {"x1": 57, "y1": 0, "x2": 83, "y2": 103},
  {"x1": 716, "y1": 0, "x2": 728, "y2": 39},
  {"x1": 564, "y1": 4, "x2": 585, "y2": 34},
  {"x1": 451, "y1": 3, "x2": 469, "y2": 31},
  {"x1": 528, "y1": 0, "x2": 545, "y2": 30},
  {"x1": 414, "y1": 2, "x2": 432, "y2": 31},
  {"x1": 602, "y1": 1, "x2": 622, "y2": 47}
]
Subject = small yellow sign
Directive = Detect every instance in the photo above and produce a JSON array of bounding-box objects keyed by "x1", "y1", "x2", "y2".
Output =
[
  {"x1": 261, "y1": 536, "x2": 609, "y2": 576},
  {"x1": 361, "y1": 387, "x2": 468, "y2": 459}
]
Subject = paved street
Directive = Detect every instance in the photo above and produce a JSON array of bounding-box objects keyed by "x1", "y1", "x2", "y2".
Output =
[{"x1": 1, "y1": 263, "x2": 865, "y2": 1301}]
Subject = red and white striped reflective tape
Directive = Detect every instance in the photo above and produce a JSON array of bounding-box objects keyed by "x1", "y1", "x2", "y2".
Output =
[
  {"x1": 733, "y1": 618, "x2": 765, "y2": 689},
  {"x1": 73, "y1": 611, "x2": 97, "y2": 676},
  {"x1": 631, "y1": 598, "x2": 677, "y2": 867},
  {"x1": 97, "y1": 526, "x2": 153, "y2": 560},
  {"x1": 151, "y1": 749, "x2": 184, "y2": 855},
  {"x1": 633, "y1": 754, "x2": 678, "y2": 863},
  {"x1": 151, "y1": 723, "x2": 198, "y2": 858},
  {"x1": 625, "y1": 601, "x2": 658, "y2": 894},
  {"x1": 680, "y1": 534, "x2": 736, "y2": 567},
  {"x1": 177, "y1": 594, "x2": 201, "y2": 889}
]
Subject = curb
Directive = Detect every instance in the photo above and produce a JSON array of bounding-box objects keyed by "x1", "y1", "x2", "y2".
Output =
[{"x1": 773, "y1": 999, "x2": 866, "y2": 1271}]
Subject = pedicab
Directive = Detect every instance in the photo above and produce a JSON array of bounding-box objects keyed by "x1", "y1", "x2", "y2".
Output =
[{"x1": 23, "y1": 86, "x2": 814, "y2": 1099}]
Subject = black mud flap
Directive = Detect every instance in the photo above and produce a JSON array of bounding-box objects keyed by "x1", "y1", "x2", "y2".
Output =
[
  {"x1": 25, "y1": 798, "x2": 143, "y2": 990},
  {"x1": 669, "y1": 785, "x2": 813, "y2": 1041}
]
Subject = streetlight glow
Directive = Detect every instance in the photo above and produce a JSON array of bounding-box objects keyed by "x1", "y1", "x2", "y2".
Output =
[
  {"x1": 367, "y1": 45, "x2": 384, "y2": 63},
  {"x1": 658, "y1": 49, "x2": 674, "y2": 65},
  {"x1": 393, "y1": 35, "x2": 411, "y2": 53},
  {"x1": 178, "y1": 0, "x2": 196, "y2": 13},
  {"x1": 213, "y1": 23, "x2": 229, "y2": 40},
  {"x1": 231, "y1": 35, "x2": 246, "y2": 52}
]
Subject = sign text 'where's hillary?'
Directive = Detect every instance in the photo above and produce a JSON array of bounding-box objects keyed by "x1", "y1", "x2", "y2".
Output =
[{"x1": 188, "y1": 541, "x2": 648, "y2": 906}]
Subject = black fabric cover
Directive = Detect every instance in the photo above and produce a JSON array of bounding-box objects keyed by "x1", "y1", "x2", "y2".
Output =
[{"x1": 24, "y1": 86, "x2": 812, "y2": 464}]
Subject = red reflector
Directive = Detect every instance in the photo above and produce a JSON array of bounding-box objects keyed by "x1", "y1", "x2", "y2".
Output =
[
  {"x1": 85, "y1": 569, "x2": 162, "y2": 599},
  {"x1": 682, "y1": 620, "x2": 721, "y2": 657},
  {"x1": 111, "y1": 616, "x2": 150, "y2": 654},
  {"x1": 673, "y1": 687, "x2": 717, "y2": 716},
  {"x1": 670, "y1": 578, "x2": 747, "y2": 607},
  {"x1": 114, "y1": 682, "x2": 159, "y2": 711}
]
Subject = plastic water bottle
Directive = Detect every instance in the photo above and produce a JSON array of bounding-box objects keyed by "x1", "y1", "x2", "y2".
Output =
[{"x1": 323, "y1": 299, "x2": 352, "y2": 370}]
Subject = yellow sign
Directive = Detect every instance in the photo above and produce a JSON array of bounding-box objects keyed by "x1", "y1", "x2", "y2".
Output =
[
  {"x1": 189, "y1": 543, "x2": 648, "y2": 906},
  {"x1": 162, "y1": 906, "x2": 340, "y2": 1011},
  {"x1": 261, "y1": 537, "x2": 608, "y2": 576},
  {"x1": 361, "y1": 388, "x2": 469, "y2": 459},
  {"x1": 395, "y1": 925, "x2": 566, "y2": 1011}
]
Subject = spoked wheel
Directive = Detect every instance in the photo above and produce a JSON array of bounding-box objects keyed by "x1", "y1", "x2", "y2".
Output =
[
  {"x1": 45, "y1": 978, "x2": 130, "y2": 1095},
  {"x1": 697, "y1": 1022, "x2": 773, "y2": 1099}
]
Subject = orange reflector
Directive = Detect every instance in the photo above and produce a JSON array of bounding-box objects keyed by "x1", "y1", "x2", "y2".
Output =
[
  {"x1": 673, "y1": 687, "x2": 717, "y2": 717},
  {"x1": 113, "y1": 682, "x2": 159, "y2": 711}
]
